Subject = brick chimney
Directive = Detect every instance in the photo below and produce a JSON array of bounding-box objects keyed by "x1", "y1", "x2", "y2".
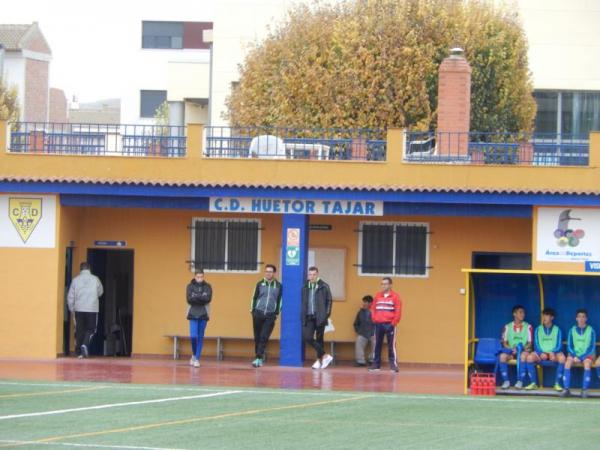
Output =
[{"x1": 437, "y1": 48, "x2": 471, "y2": 158}]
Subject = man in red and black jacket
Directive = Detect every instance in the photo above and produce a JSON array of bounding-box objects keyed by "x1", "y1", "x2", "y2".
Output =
[{"x1": 369, "y1": 277, "x2": 402, "y2": 372}]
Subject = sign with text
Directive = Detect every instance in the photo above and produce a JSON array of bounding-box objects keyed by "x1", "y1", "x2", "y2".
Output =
[
  {"x1": 285, "y1": 228, "x2": 301, "y2": 266},
  {"x1": 536, "y1": 207, "x2": 600, "y2": 262},
  {"x1": 210, "y1": 197, "x2": 383, "y2": 216},
  {"x1": 94, "y1": 240, "x2": 127, "y2": 247},
  {"x1": 0, "y1": 195, "x2": 56, "y2": 248}
]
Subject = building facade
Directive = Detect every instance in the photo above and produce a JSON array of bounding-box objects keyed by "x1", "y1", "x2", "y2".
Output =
[
  {"x1": 120, "y1": 20, "x2": 213, "y2": 127},
  {"x1": 0, "y1": 22, "x2": 52, "y2": 122}
]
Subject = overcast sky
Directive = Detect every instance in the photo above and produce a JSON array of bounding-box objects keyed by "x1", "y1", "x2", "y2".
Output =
[{"x1": 4, "y1": 0, "x2": 216, "y2": 103}]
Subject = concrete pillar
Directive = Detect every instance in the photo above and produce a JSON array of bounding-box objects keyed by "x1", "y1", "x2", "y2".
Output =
[
  {"x1": 279, "y1": 214, "x2": 309, "y2": 367},
  {"x1": 437, "y1": 48, "x2": 472, "y2": 158}
]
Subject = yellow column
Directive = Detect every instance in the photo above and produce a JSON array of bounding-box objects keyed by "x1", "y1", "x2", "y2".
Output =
[
  {"x1": 386, "y1": 128, "x2": 404, "y2": 163},
  {"x1": 589, "y1": 132, "x2": 600, "y2": 167},
  {"x1": 0, "y1": 120, "x2": 6, "y2": 152},
  {"x1": 186, "y1": 123, "x2": 204, "y2": 158}
]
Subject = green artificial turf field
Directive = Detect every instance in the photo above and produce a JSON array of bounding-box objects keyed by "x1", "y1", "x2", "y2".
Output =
[{"x1": 1, "y1": 380, "x2": 599, "y2": 449}]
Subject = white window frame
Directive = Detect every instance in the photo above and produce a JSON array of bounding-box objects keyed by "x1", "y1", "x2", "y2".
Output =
[
  {"x1": 357, "y1": 220, "x2": 429, "y2": 278},
  {"x1": 190, "y1": 217, "x2": 261, "y2": 274}
]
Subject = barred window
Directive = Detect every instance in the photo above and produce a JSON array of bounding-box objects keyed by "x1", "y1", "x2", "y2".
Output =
[
  {"x1": 359, "y1": 222, "x2": 429, "y2": 276},
  {"x1": 191, "y1": 219, "x2": 260, "y2": 272}
]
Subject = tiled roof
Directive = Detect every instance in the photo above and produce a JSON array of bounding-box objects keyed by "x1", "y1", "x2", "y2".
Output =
[
  {"x1": 1, "y1": 175, "x2": 599, "y2": 196},
  {"x1": 0, "y1": 24, "x2": 33, "y2": 50}
]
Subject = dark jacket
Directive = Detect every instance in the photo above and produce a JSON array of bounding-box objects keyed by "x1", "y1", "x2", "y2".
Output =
[
  {"x1": 251, "y1": 278, "x2": 283, "y2": 316},
  {"x1": 354, "y1": 308, "x2": 375, "y2": 339},
  {"x1": 186, "y1": 279, "x2": 212, "y2": 320},
  {"x1": 301, "y1": 279, "x2": 332, "y2": 327}
]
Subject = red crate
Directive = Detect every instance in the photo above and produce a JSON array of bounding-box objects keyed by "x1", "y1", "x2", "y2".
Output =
[{"x1": 470, "y1": 372, "x2": 496, "y2": 396}]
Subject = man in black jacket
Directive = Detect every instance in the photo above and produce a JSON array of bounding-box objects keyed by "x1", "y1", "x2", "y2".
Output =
[
  {"x1": 186, "y1": 270, "x2": 212, "y2": 368},
  {"x1": 250, "y1": 264, "x2": 283, "y2": 367},
  {"x1": 301, "y1": 266, "x2": 333, "y2": 369}
]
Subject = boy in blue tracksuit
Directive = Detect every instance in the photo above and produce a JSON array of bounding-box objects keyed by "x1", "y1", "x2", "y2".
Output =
[
  {"x1": 561, "y1": 309, "x2": 596, "y2": 398},
  {"x1": 524, "y1": 308, "x2": 565, "y2": 391}
]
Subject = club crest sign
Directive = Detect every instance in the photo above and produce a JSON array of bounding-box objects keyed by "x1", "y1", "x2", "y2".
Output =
[{"x1": 9, "y1": 197, "x2": 42, "y2": 243}]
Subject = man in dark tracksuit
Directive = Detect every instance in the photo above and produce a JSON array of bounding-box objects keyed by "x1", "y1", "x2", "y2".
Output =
[
  {"x1": 251, "y1": 264, "x2": 282, "y2": 367},
  {"x1": 301, "y1": 266, "x2": 334, "y2": 369}
]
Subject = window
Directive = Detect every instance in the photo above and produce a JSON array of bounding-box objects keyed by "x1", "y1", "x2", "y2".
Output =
[
  {"x1": 533, "y1": 90, "x2": 600, "y2": 137},
  {"x1": 142, "y1": 21, "x2": 213, "y2": 49},
  {"x1": 191, "y1": 219, "x2": 260, "y2": 272},
  {"x1": 358, "y1": 222, "x2": 429, "y2": 276},
  {"x1": 142, "y1": 21, "x2": 184, "y2": 49},
  {"x1": 140, "y1": 90, "x2": 166, "y2": 118}
]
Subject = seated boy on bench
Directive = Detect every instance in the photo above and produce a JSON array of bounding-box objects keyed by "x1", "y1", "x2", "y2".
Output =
[
  {"x1": 499, "y1": 305, "x2": 533, "y2": 390},
  {"x1": 562, "y1": 308, "x2": 596, "y2": 398},
  {"x1": 524, "y1": 307, "x2": 565, "y2": 391}
]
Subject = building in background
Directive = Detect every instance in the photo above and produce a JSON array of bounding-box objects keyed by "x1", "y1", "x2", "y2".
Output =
[
  {"x1": 209, "y1": 0, "x2": 600, "y2": 135},
  {"x1": 0, "y1": 22, "x2": 52, "y2": 122},
  {"x1": 48, "y1": 87, "x2": 67, "y2": 123},
  {"x1": 69, "y1": 98, "x2": 121, "y2": 125},
  {"x1": 121, "y1": 20, "x2": 212, "y2": 126}
]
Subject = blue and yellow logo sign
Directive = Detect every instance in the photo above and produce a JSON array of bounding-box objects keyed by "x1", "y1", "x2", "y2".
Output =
[{"x1": 9, "y1": 197, "x2": 42, "y2": 243}]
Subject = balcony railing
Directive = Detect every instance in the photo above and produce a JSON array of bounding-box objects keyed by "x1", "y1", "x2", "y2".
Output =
[
  {"x1": 8, "y1": 122, "x2": 187, "y2": 157},
  {"x1": 405, "y1": 131, "x2": 590, "y2": 166},
  {"x1": 204, "y1": 126, "x2": 387, "y2": 161}
]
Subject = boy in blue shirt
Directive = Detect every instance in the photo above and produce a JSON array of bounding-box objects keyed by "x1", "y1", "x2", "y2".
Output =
[
  {"x1": 561, "y1": 309, "x2": 596, "y2": 398},
  {"x1": 524, "y1": 308, "x2": 565, "y2": 391}
]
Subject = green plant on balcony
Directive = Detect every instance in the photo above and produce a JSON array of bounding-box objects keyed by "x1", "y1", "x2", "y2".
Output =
[{"x1": 151, "y1": 101, "x2": 170, "y2": 155}]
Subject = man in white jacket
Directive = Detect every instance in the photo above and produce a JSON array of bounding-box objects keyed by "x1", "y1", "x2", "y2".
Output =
[{"x1": 67, "y1": 262, "x2": 104, "y2": 358}]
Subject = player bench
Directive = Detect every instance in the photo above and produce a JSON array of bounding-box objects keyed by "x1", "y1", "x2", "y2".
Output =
[
  {"x1": 469, "y1": 337, "x2": 600, "y2": 384},
  {"x1": 164, "y1": 335, "x2": 283, "y2": 361},
  {"x1": 165, "y1": 334, "x2": 353, "y2": 364}
]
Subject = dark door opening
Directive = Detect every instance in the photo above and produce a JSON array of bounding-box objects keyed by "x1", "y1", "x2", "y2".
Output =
[
  {"x1": 87, "y1": 249, "x2": 134, "y2": 357},
  {"x1": 63, "y1": 247, "x2": 74, "y2": 356},
  {"x1": 472, "y1": 252, "x2": 532, "y2": 270}
]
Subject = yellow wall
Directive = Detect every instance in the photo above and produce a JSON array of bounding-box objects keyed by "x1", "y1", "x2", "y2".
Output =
[
  {"x1": 1, "y1": 122, "x2": 599, "y2": 198},
  {"x1": 0, "y1": 194, "x2": 62, "y2": 358},
  {"x1": 51, "y1": 206, "x2": 531, "y2": 364}
]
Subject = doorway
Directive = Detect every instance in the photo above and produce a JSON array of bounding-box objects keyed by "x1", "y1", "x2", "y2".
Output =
[{"x1": 86, "y1": 249, "x2": 134, "y2": 357}]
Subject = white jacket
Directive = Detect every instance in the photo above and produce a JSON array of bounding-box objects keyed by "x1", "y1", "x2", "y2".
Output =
[{"x1": 67, "y1": 270, "x2": 103, "y2": 313}]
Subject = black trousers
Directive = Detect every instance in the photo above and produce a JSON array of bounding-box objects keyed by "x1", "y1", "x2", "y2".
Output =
[
  {"x1": 75, "y1": 312, "x2": 98, "y2": 355},
  {"x1": 303, "y1": 316, "x2": 326, "y2": 359},
  {"x1": 373, "y1": 322, "x2": 397, "y2": 369},
  {"x1": 252, "y1": 312, "x2": 276, "y2": 359}
]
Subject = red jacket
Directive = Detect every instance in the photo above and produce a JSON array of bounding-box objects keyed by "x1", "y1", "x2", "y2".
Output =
[{"x1": 371, "y1": 290, "x2": 402, "y2": 326}]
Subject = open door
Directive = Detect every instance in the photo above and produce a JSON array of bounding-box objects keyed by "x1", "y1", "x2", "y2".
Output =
[{"x1": 87, "y1": 249, "x2": 134, "y2": 356}]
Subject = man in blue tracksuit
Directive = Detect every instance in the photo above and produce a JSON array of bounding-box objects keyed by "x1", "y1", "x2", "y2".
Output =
[{"x1": 250, "y1": 264, "x2": 282, "y2": 367}]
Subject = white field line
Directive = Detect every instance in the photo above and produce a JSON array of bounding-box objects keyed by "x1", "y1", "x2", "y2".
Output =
[
  {"x1": 0, "y1": 390, "x2": 240, "y2": 421},
  {"x1": 0, "y1": 440, "x2": 184, "y2": 450},
  {"x1": 0, "y1": 380, "x2": 598, "y2": 406}
]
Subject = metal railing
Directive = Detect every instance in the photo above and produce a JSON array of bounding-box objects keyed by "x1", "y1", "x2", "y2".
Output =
[
  {"x1": 405, "y1": 131, "x2": 589, "y2": 166},
  {"x1": 8, "y1": 122, "x2": 187, "y2": 157},
  {"x1": 205, "y1": 126, "x2": 387, "y2": 161}
]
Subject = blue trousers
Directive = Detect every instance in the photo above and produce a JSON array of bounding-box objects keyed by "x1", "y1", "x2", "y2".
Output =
[
  {"x1": 189, "y1": 319, "x2": 208, "y2": 360},
  {"x1": 373, "y1": 323, "x2": 397, "y2": 369}
]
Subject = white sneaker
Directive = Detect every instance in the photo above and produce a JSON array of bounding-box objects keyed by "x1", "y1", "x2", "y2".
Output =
[
  {"x1": 514, "y1": 381, "x2": 523, "y2": 390},
  {"x1": 189, "y1": 356, "x2": 196, "y2": 366},
  {"x1": 501, "y1": 380, "x2": 510, "y2": 389},
  {"x1": 312, "y1": 359, "x2": 322, "y2": 369},
  {"x1": 321, "y1": 354, "x2": 333, "y2": 369},
  {"x1": 193, "y1": 360, "x2": 200, "y2": 368}
]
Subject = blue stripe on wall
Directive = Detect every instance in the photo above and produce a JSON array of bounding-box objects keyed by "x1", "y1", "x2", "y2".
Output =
[
  {"x1": 2, "y1": 180, "x2": 600, "y2": 207},
  {"x1": 61, "y1": 194, "x2": 209, "y2": 210},
  {"x1": 383, "y1": 203, "x2": 532, "y2": 218}
]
